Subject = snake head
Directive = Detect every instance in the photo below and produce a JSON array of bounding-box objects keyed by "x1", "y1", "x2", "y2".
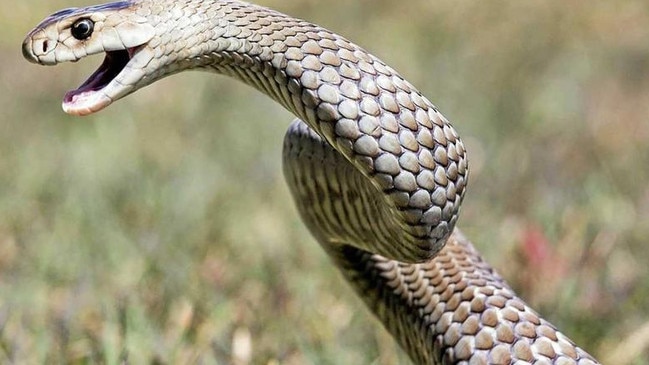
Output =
[{"x1": 22, "y1": 1, "x2": 155, "y2": 116}]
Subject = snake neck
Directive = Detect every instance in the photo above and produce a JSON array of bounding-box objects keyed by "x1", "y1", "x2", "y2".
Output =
[{"x1": 135, "y1": 0, "x2": 469, "y2": 263}]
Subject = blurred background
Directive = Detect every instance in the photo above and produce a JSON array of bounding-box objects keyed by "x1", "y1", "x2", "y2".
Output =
[{"x1": 2, "y1": 0, "x2": 648, "y2": 363}]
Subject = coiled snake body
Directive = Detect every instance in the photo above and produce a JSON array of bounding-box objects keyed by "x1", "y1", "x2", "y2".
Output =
[{"x1": 22, "y1": 1, "x2": 600, "y2": 363}]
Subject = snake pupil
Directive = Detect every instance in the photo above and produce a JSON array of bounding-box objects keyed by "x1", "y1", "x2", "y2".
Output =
[{"x1": 71, "y1": 18, "x2": 94, "y2": 40}]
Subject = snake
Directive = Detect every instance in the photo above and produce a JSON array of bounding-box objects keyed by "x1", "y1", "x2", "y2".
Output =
[{"x1": 22, "y1": 1, "x2": 601, "y2": 363}]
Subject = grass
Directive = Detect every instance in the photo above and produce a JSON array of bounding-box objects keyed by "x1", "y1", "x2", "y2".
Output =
[{"x1": 2, "y1": 0, "x2": 649, "y2": 363}]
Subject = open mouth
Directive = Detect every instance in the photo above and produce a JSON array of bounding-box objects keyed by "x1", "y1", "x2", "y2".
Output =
[
  {"x1": 62, "y1": 47, "x2": 137, "y2": 115},
  {"x1": 63, "y1": 50, "x2": 128, "y2": 104}
]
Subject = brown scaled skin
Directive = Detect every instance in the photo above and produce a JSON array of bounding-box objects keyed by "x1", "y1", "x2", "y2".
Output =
[{"x1": 23, "y1": 1, "x2": 601, "y2": 363}]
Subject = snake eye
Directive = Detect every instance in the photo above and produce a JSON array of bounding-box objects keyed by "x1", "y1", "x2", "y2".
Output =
[{"x1": 71, "y1": 18, "x2": 94, "y2": 40}]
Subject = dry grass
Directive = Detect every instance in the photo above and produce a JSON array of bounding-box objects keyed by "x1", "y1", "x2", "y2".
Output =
[{"x1": 2, "y1": 0, "x2": 649, "y2": 363}]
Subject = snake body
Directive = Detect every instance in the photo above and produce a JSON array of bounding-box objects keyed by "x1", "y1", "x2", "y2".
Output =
[{"x1": 22, "y1": 1, "x2": 600, "y2": 363}]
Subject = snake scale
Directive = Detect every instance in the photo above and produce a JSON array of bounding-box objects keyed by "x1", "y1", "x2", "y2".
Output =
[{"x1": 22, "y1": 1, "x2": 601, "y2": 363}]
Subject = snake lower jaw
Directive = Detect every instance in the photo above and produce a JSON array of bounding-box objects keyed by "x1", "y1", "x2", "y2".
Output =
[{"x1": 62, "y1": 90, "x2": 111, "y2": 116}]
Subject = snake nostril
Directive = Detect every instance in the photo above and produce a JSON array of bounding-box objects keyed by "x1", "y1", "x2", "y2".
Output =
[{"x1": 42, "y1": 40, "x2": 49, "y2": 54}]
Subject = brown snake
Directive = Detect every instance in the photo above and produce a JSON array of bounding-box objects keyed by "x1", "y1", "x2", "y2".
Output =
[{"x1": 22, "y1": 1, "x2": 601, "y2": 363}]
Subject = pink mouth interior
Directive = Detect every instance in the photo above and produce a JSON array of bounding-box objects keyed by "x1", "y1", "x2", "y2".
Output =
[{"x1": 63, "y1": 49, "x2": 131, "y2": 104}]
